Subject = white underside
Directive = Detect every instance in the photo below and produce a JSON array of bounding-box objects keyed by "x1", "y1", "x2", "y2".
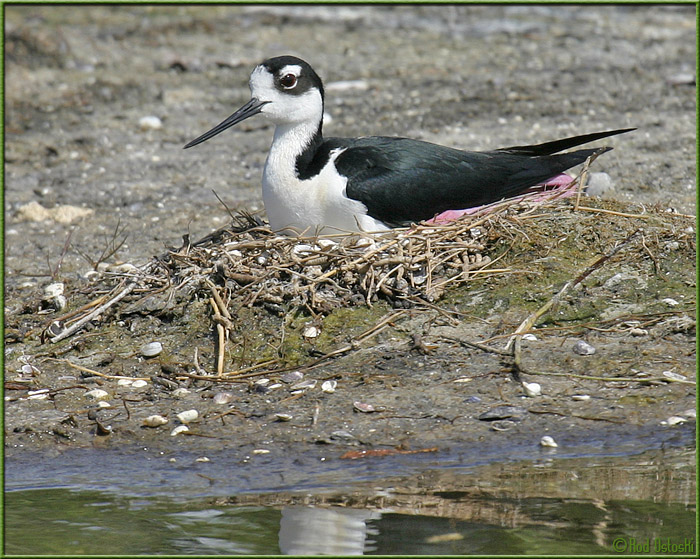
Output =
[{"x1": 261, "y1": 123, "x2": 389, "y2": 236}]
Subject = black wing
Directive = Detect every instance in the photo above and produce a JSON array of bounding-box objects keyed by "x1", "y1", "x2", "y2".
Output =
[{"x1": 335, "y1": 128, "x2": 634, "y2": 226}]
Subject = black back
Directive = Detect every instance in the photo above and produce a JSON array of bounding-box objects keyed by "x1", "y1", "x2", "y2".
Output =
[{"x1": 315, "y1": 128, "x2": 635, "y2": 226}]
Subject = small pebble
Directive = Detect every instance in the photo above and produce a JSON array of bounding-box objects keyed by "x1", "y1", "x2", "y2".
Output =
[
  {"x1": 629, "y1": 328, "x2": 648, "y2": 337},
  {"x1": 131, "y1": 380, "x2": 148, "y2": 388},
  {"x1": 139, "y1": 115, "x2": 162, "y2": 130},
  {"x1": 252, "y1": 449, "x2": 270, "y2": 455},
  {"x1": 522, "y1": 381, "x2": 541, "y2": 397},
  {"x1": 540, "y1": 436, "x2": 558, "y2": 448},
  {"x1": 682, "y1": 409, "x2": 696, "y2": 419},
  {"x1": 572, "y1": 394, "x2": 591, "y2": 401},
  {"x1": 170, "y1": 425, "x2": 189, "y2": 436},
  {"x1": 573, "y1": 340, "x2": 596, "y2": 355},
  {"x1": 172, "y1": 387, "x2": 190, "y2": 398},
  {"x1": 584, "y1": 172, "x2": 614, "y2": 196},
  {"x1": 117, "y1": 379, "x2": 133, "y2": 386},
  {"x1": 143, "y1": 415, "x2": 169, "y2": 427},
  {"x1": 275, "y1": 413, "x2": 293, "y2": 422},
  {"x1": 140, "y1": 342, "x2": 163, "y2": 357},
  {"x1": 321, "y1": 380, "x2": 337, "y2": 393},
  {"x1": 176, "y1": 409, "x2": 199, "y2": 424},
  {"x1": 85, "y1": 388, "x2": 109, "y2": 401},
  {"x1": 478, "y1": 405, "x2": 527, "y2": 421}
]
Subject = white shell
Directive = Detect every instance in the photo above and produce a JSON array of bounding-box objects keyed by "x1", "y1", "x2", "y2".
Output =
[
  {"x1": 139, "y1": 115, "x2": 162, "y2": 130},
  {"x1": 321, "y1": 380, "x2": 337, "y2": 393},
  {"x1": 176, "y1": 409, "x2": 199, "y2": 424},
  {"x1": 131, "y1": 380, "x2": 148, "y2": 388},
  {"x1": 663, "y1": 371, "x2": 688, "y2": 381},
  {"x1": 275, "y1": 413, "x2": 293, "y2": 422},
  {"x1": 521, "y1": 333, "x2": 538, "y2": 341},
  {"x1": 85, "y1": 388, "x2": 109, "y2": 400},
  {"x1": 213, "y1": 392, "x2": 233, "y2": 405},
  {"x1": 663, "y1": 416, "x2": 687, "y2": 426},
  {"x1": 661, "y1": 297, "x2": 679, "y2": 306},
  {"x1": 540, "y1": 435, "x2": 558, "y2": 448},
  {"x1": 573, "y1": 340, "x2": 596, "y2": 355},
  {"x1": 572, "y1": 394, "x2": 591, "y2": 401},
  {"x1": 522, "y1": 382, "x2": 541, "y2": 397},
  {"x1": 97, "y1": 401, "x2": 111, "y2": 408},
  {"x1": 302, "y1": 326, "x2": 320, "y2": 339},
  {"x1": 140, "y1": 342, "x2": 163, "y2": 357},
  {"x1": 143, "y1": 415, "x2": 169, "y2": 427},
  {"x1": 290, "y1": 379, "x2": 317, "y2": 391},
  {"x1": 281, "y1": 371, "x2": 303, "y2": 384},
  {"x1": 117, "y1": 379, "x2": 133, "y2": 386},
  {"x1": 252, "y1": 449, "x2": 270, "y2": 455},
  {"x1": 43, "y1": 282, "x2": 65, "y2": 298},
  {"x1": 195, "y1": 456, "x2": 210, "y2": 463},
  {"x1": 292, "y1": 244, "x2": 315, "y2": 256},
  {"x1": 170, "y1": 425, "x2": 189, "y2": 436},
  {"x1": 317, "y1": 238, "x2": 337, "y2": 249}
]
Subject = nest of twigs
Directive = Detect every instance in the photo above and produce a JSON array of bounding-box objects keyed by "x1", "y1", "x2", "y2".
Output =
[{"x1": 43, "y1": 172, "x2": 603, "y2": 344}]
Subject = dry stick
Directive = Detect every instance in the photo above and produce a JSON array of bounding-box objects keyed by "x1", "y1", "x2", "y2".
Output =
[
  {"x1": 54, "y1": 358, "x2": 150, "y2": 381},
  {"x1": 573, "y1": 154, "x2": 595, "y2": 211},
  {"x1": 50, "y1": 282, "x2": 137, "y2": 343},
  {"x1": 575, "y1": 206, "x2": 652, "y2": 219},
  {"x1": 209, "y1": 298, "x2": 226, "y2": 375}
]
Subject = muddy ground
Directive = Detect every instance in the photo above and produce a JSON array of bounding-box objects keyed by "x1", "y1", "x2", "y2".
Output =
[{"x1": 4, "y1": 6, "x2": 696, "y2": 469}]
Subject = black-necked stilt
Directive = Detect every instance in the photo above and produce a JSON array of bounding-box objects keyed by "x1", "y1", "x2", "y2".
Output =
[{"x1": 185, "y1": 55, "x2": 634, "y2": 235}]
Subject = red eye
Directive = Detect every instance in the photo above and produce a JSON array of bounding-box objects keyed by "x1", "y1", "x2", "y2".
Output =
[{"x1": 280, "y1": 73, "x2": 297, "y2": 89}]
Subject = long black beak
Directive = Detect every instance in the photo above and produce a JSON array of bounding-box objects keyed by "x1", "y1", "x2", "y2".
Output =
[{"x1": 183, "y1": 98, "x2": 269, "y2": 149}]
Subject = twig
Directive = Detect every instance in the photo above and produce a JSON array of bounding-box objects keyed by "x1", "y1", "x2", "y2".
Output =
[
  {"x1": 51, "y1": 358, "x2": 149, "y2": 381},
  {"x1": 209, "y1": 298, "x2": 226, "y2": 375},
  {"x1": 49, "y1": 281, "x2": 137, "y2": 343}
]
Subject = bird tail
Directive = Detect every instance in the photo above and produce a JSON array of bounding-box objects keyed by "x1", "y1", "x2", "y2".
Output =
[{"x1": 498, "y1": 127, "x2": 636, "y2": 156}]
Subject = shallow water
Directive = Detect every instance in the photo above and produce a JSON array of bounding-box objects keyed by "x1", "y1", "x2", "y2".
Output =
[{"x1": 5, "y1": 445, "x2": 696, "y2": 555}]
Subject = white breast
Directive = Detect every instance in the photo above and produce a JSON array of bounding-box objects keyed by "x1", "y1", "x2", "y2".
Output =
[{"x1": 261, "y1": 124, "x2": 388, "y2": 236}]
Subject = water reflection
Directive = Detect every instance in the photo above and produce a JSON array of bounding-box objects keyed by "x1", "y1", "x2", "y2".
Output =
[
  {"x1": 279, "y1": 506, "x2": 380, "y2": 554},
  {"x1": 5, "y1": 448, "x2": 696, "y2": 555}
]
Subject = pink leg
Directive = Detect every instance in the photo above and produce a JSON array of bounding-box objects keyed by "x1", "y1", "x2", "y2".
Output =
[{"x1": 428, "y1": 173, "x2": 577, "y2": 224}]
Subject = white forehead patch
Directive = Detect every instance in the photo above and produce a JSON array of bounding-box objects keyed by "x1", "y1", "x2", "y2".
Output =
[
  {"x1": 249, "y1": 65, "x2": 273, "y2": 94},
  {"x1": 279, "y1": 64, "x2": 302, "y2": 77}
]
